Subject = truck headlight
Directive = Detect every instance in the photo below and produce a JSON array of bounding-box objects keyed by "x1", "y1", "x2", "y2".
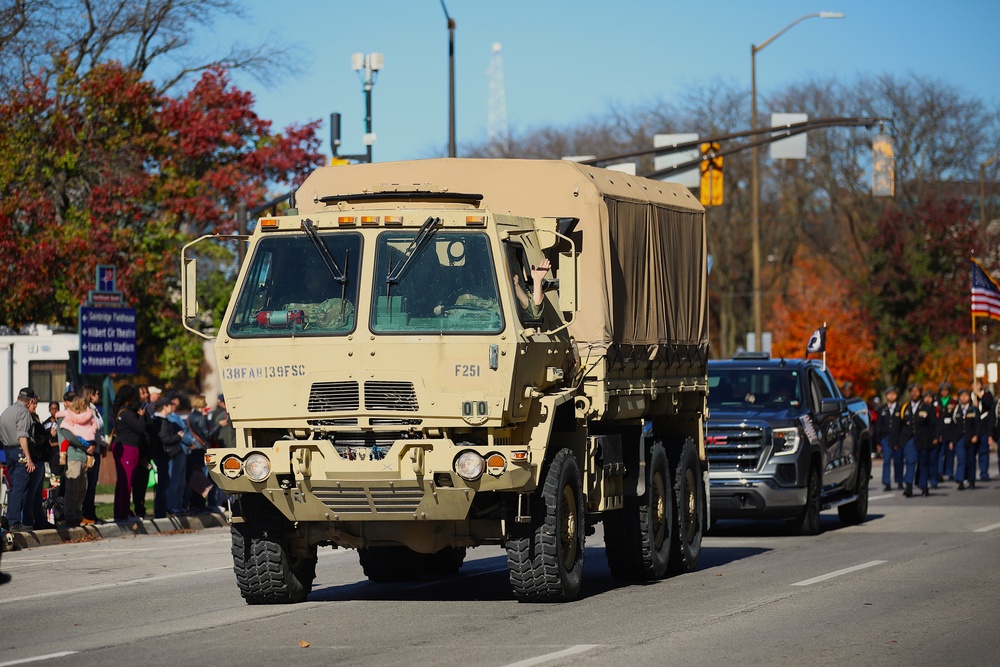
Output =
[
  {"x1": 772, "y1": 427, "x2": 802, "y2": 456},
  {"x1": 454, "y1": 450, "x2": 485, "y2": 481},
  {"x1": 244, "y1": 452, "x2": 272, "y2": 482}
]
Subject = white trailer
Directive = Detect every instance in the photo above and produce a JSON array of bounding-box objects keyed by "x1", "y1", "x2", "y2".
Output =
[{"x1": 0, "y1": 325, "x2": 78, "y2": 421}]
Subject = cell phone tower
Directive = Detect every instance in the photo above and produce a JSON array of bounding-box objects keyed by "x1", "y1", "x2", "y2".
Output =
[{"x1": 487, "y1": 42, "x2": 510, "y2": 155}]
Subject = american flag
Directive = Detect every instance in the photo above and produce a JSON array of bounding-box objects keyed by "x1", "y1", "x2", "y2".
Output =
[{"x1": 971, "y1": 259, "x2": 1000, "y2": 321}]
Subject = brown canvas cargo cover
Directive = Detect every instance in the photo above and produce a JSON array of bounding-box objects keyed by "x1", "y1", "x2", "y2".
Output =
[{"x1": 296, "y1": 158, "x2": 708, "y2": 350}]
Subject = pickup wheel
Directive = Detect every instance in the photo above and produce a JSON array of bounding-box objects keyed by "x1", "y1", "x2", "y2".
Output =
[
  {"x1": 604, "y1": 440, "x2": 673, "y2": 581},
  {"x1": 838, "y1": 455, "x2": 870, "y2": 525},
  {"x1": 668, "y1": 437, "x2": 704, "y2": 575},
  {"x1": 231, "y1": 496, "x2": 316, "y2": 604},
  {"x1": 506, "y1": 448, "x2": 585, "y2": 602},
  {"x1": 793, "y1": 466, "x2": 823, "y2": 536},
  {"x1": 359, "y1": 546, "x2": 423, "y2": 582}
]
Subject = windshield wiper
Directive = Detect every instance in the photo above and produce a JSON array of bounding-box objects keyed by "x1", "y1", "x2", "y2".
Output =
[
  {"x1": 301, "y1": 218, "x2": 347, "y2": 284},
  {"x1": 387, "y1": 216, "x2": 440, "y2": 285}
]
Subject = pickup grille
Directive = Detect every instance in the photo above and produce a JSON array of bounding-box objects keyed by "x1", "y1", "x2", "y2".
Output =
[{"x1": 706, "y1": 424, "x2": 766, "y2": 472}]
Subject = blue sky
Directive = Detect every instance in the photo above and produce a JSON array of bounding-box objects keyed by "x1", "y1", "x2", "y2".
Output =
[{"x1": 197, "y1": 0, "x2": 999, "y2": 163}]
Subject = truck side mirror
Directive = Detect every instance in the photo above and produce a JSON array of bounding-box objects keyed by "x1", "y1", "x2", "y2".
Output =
[
  {"x1": 820, "y1": 397, "x2": 844, "y2": 415},
  {"x1": 558, "y1": 251, "x2": 578, "y2": 313}
]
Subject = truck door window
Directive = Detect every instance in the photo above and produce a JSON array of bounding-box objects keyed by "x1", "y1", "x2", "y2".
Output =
[
  {"x1": 503, "y1": 242, "x2": 543, "y2": 323},
  {"x1": 810, "y1": 370, "x2": 835, "y2": 411},
  {"x1": 371, "y1": 231, "x2": 504, "y2": 334},
  {"x1": 227, "y1": 232, "x2": 362, "y2": 337}
]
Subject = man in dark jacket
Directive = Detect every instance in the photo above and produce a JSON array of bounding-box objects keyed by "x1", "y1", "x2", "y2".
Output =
[
  {"x1": 878, "y1": 386, "x2": 903, "y2": 491},
  {"x1": 935, "y1": 382, "x2": 955, "y2": 481},
  {"x1": 894, "y1": 383, "x2": 924, "y2": 498},
  {"x1": 973, "y1": 379, "x2": 994, "y2": 481},
  {"x1": 950, "y1": 388, "x2": 980, "y2": 490},
  {"x1": 914, "y1": 391, "x2": 939, "y2": 496}
]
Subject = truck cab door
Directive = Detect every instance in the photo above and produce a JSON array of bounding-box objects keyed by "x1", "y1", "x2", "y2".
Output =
[{"x1": 809, "y1": 370, "x2": 851, "y2": 488}]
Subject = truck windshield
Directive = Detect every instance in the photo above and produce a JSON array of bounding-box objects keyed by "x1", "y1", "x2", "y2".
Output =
[
  {"x1": 708, "y1": 369, "x2": 801, "y2": 408},
  {"x1": 227, "y1": 232, "x2": 362, "y2": 337},
  {"x1": 372, "y1": 231, "x2": 504, "y2": 334}
]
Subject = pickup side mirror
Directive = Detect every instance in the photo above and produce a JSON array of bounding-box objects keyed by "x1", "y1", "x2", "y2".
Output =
[{"x1": 819, "y1": 397, "x2": 845, "y2": 415}]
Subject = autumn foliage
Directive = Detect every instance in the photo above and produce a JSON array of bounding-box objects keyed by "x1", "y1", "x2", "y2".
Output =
[
  {"x1": 768, "y1": 255, "x2": 880, "y2": 396},
  {"x1": 0, "y1": 62, "x2": 324, "y2": 382}
]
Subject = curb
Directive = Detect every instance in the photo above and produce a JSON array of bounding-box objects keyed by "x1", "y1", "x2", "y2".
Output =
[{"x1": 5, "y1": 512, "x2": 230, "y2": 550}]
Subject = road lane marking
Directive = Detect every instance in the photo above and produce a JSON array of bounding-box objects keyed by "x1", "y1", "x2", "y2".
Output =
[
  {"x1": 791, "y1": 560, "x2": 887, "y2": 587},
  {"x1": 973, "y1": 521, "x2": 1000, "y2": 533},
  {"x1": 0, "y1": 652, "x2": 79, "y2": 666},
  {"x1": 502, "y1": 645, "x2": 601, "y2": 667},
  {"x1": 0, "y1": 566, "x2": 233, "y2": 605},
  {"x1": 867, "y1": 494, "x2": 894, "y2": 501}
]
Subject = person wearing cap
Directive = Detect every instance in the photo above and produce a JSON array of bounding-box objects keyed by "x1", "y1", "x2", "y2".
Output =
[
  {"x1": 935, "y1": 382, "x2": 955, "y2": 482},
  {"x1": 1, "y1": 388, "x2": 44, "y2": 531},
  {"x1": 950, "y1": 388, "x2": 980, "y2": 490},
  {"x1": 914, "y1": 390, "x2": 940, "y2": 496},
  {"x1": 894, "y1": 383, "x2": 925, "y2": 497},
  {"x1": 972, "y1": 379, "x2": 994, "y2": 481},
  {"x1": 877, "y1": 386, "x2": 903, "y2": 491}
]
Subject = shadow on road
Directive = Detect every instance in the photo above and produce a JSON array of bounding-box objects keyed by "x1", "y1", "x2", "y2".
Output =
[
  {"x1": 308, "y1": 541, "x2": 773, "y2": 604},
  {"x1": 707, "y1": 511, "x2": 885, "y2": 538}
]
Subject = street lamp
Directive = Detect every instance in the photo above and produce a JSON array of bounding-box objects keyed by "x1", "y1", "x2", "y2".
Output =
[
  {"x1": 981, "y1": 152, "x2": 1000, "y2": 229},
  {"x1": 440, "y1": 0, "x2": 456, "y2": 158},
  {"x1": 750, "y1": 11, "x2": 844, "y2": 351},
  {"x1": 352, "y1": 52, "x2": 384, "y2": 164}
]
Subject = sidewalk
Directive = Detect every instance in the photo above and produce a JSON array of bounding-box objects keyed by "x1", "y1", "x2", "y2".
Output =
[{"x1": 3, "y1": 491, "x2": 229, "y2": 550}]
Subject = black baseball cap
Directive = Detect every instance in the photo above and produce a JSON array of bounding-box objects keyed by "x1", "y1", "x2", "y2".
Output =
[{"x1": 18, "y1": 387, "x2": 38, "y2": 401}]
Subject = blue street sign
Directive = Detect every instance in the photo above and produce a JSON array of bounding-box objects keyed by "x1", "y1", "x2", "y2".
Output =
[{"x1": 79, "y1": 306, "x2": 137, "y2": 374}]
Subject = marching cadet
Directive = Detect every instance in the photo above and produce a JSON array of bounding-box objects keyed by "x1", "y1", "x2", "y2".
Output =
[
  {"x1": 895, "y1": 383, "x2": 924, "y2": 498},
  {"x1": 935, "y1": 382, "x2": 956, "y2": 481},
  {"x1": 972, "y1": 379, "x2": 994, "y2": 481},
  {"x1": 951, "y1": 388, "x2": 980, "y2": 490},
  {"x1": 877, "y1": 386, "x2": 903, "y2": 491},
  {"x1": 916, "y1": 390, "x2": 939, "y2": 496}
]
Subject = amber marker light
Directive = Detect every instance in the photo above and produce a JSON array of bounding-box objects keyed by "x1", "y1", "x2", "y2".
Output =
[
  {"x1": 360, "y1": 215, "x2": 380, "y2": 225},
  {"x1": 338, "y1": 216, "x2": 357, "y2": 226},
  {"x1": 465, "y1": 215, "x2": 486, "y2": 226},
  {"x1": 510, "y1": 450, "x2": 530, "y2": 463},
  {"x1": 259, "y1": 218, "x2": 279, "y2": 230},
  {"x1": 384, "y1": 215, "x2": 404, "y2": 226},
  {"x1": 486, "y1": 453, "x2": 507, "y2": 476},
  {"x1": 221, "y1": 455, "x2": 243, "y2": 479}
]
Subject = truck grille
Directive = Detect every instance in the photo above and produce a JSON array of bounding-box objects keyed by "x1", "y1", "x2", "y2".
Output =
[
  {"x1": 705, "y1": 424, "x2": 766, "y2": 472},
  {"x1": 364, "y1": 381, "x2": 418, "y2": 411},
  {"x1": 313, "y1": 485, "x2": 424, "y2": 514},
  {"x1": 308, "y1": 381, "x2": 359, "y2": 412}
]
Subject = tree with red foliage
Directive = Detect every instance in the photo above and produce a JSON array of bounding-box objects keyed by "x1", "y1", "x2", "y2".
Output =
[
  {"x1": 0, "y1": 62, "x2": 323, "y2": 383},
  {"x1": 862, "y1": 197, "x2": 993, "y2": 390},
  {"x1": 769, "y1": 255, "x2": 880, "y2": 396}
]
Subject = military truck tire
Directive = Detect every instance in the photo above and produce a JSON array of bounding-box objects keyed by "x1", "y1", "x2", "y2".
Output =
[
  {"x1": 604, "y1": 440, "x2": 673, "y2": 581},
  {"x1": 359, "y1": 546, "x2": 422, "y2": 582},
  {"x1": 838, "y1": 455, "x2": 870, "y2": 526},
  {"x1": 231, "y1": 497, "x2": 315, "y2": 604},
  {"x1": 668, "y1": 437, "x2": 704, "y2": 575},
  {"x1": 423, "y1": 547, "x2": 467, "y2": 576},
  {"x1": 506, "y1": 448, "x2": 585, "y2": 602},
  {"x1": 793, "y1": 466, "x2": 823, "y2": 536}
]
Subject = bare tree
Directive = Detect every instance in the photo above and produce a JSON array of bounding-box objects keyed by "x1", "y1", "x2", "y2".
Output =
[{"x1": 0, "y1": 0, "x2": 292, "y2": 95}]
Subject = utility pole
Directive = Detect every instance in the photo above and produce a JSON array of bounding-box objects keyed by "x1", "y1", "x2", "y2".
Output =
[{"x1": 352, "y1": 52, "x2": 383, "y2": 163}]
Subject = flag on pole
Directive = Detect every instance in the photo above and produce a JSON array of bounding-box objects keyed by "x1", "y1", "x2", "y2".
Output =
[
  {"x1": 806, "y1": 326, "x2": 827, "y2": 354},
  {"x1": 971, "y1": 259, "x2": 1000, "y2": 321}
]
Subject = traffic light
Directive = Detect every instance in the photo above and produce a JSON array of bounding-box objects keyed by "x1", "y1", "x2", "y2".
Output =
[
  {"x1": 872, "y1": 134, "x2": 894, "y2": 197},
  {"x1": 699, "y1": 142, "x2": 723, "y2": 207}
]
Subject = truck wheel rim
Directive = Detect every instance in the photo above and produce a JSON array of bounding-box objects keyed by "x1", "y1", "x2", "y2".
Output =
[
  {"x1": 652, "y1": 471, "x2": 667, "y2": 547},
  {"x1": 560, "y1": 484, "x2": 578, "y2": 569},
  {"x1": 683, "y1": 468, "x2": 697, "y2": 542}
]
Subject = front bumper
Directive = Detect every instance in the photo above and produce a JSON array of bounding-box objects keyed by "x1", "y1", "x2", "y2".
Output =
[{"x1": 710, "y1": 477, "x2": 807, "y2": 519}]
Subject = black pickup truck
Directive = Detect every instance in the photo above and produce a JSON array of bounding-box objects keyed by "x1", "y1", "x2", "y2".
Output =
[{"x1": 705, "y1": 354, "x2": 871, "y2": 534}]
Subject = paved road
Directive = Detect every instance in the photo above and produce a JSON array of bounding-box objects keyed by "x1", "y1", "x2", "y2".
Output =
[{"x1": 2, "y1": 479, "x2": 999, "y2": 667}]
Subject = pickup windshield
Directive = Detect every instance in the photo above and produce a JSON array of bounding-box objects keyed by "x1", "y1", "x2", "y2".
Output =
[
  {"x1": 372, "y1": 231, "x2": 504, "y2": 334},
  {"x1": 708, "y1": 369, "x2": 802, "y2": 408},
  {"x1": 228, "y1": 232, "x2": 362, "y2": 337}
]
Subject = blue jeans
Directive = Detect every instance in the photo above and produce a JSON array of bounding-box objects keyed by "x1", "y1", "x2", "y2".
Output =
[
  {"x1": 881, "y1": 437, "x2": 903, "y2": 486},
  {"x1": 166, "y1": 450, "x2": 187, "y2": 514},
  {"x1": 4, "y1": 446, "x2": 45, "y2": 527},
  {"x1": 903, "y1": 438, "x2": 918, "y2": 485}
]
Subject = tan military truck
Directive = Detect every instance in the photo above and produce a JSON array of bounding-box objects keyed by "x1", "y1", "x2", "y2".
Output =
[{"x1": 182, "y1": 158, "x2": 709, "y2": 603}]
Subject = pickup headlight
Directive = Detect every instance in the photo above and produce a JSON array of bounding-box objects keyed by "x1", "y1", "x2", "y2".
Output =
[{"x1": 772, "y1": 427, "x2": 802, "y2": 456}]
